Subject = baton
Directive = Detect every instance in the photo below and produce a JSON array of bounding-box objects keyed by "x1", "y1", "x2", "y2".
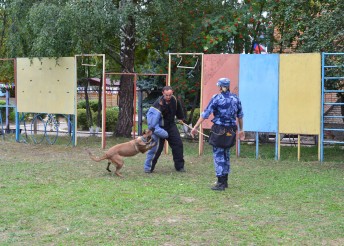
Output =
[{"x1": 178, "y1": 121, "x2": 209, "y2": 138}]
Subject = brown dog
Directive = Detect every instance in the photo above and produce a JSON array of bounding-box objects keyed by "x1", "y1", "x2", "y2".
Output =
[{"x1": 87, "y1": 129, "x2": 156, "y2": 177}]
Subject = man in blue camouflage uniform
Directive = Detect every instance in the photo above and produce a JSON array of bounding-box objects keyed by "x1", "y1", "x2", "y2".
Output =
[
  {"x1": 144, "y1": 86, "x2": 186, "y2": 173},
  {"x1": 191, "y1": 78, "x2": 245, "y2": 191}
]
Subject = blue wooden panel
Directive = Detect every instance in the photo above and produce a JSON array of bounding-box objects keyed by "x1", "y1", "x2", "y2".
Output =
[{"x1": 239, "y1": 54, "x2": 279, "y2": 132}]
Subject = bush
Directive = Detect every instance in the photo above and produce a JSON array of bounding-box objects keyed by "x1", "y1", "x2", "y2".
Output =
[
  {"x1": 104, "y1": 108, "x2": 118, "y2": 132},
  {"x1": 77, "y1": 108, "x2": 118, "y2": 132},
  {"x1": 188, "y1": 108, "x2": 200, "y2": 126},
  {"x1": 77, "y1": 100, "x2": 99, "y2": 112},
  {"x1": 9, "y1": 111, "x2": 16, "y2": 122},
  {"x1": 77, "y1": 100, "x2": 86, "y2": 109},
  {"x1": 0, "y1": 100, "x2": 15, "y2": 123},
  {"x1": 77, "y1": 109, "x2": 96, "y2": 130}
]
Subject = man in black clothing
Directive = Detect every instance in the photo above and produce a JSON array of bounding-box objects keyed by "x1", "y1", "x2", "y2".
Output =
[{"x1": 145, "y1": 86, "x2": 186, "y2": 173}]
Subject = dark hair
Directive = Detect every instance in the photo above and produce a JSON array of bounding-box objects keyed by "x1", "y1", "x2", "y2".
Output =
[{"x1": 162, "y1": 86, "x2": 173, "y2": 92}]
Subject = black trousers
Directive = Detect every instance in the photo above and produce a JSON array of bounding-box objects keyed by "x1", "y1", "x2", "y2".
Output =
[{"x1": 151, "y1": 123, "x2": 184, "y2": 171}]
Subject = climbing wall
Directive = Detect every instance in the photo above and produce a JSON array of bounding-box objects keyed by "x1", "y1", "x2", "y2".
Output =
[
  {"x1": 202, "y1": 54, "x2": 239, "y2": 129},
  {"x1": 17, "y1": 57, "x2": 76, "y2": 114},
  {"x1": 279, "y1": 53, "x2": 321, "y2": 134},
  {"x1": 239, "y1": 54, "x2": 279, "y2": 133}
]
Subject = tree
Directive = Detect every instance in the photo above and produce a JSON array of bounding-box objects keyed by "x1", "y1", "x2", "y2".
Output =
[
  {"x1": 115, "y1": 1, "x2": 137, "y2": 137},
  {"x1": 267, "y1": 0, "x2": 343, "y2": 120},
  {"x1": 1, "y1": 0, "x2": 342, "y2": 134},
  {"x1": 267, "y1": 0, "x2": 343, "y2": 53},
  {"x1": 139, "y1": 0, "x2": 275, "y2": 120},
  {"x1": 2, "y1": 0, "x2": 144, "y2": 137}
]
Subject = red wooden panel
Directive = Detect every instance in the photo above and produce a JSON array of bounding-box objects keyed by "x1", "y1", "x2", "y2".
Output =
[{"x1": 201, "y1": 54, "x2": 239, "y2": 129}]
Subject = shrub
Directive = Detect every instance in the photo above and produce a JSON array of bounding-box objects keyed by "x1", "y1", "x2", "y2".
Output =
[
  {"x1": 77, "y1": 100, "x2": 99, "y2": 112},
  {"x1": 9, "y1": 111, "x2": 16, "y2": 122},
  {"x1": 104, "y1": 108, "x2": 118, "y2": 132},
  {"x1": 77, "y1": 109, "x2": 96, "y2": 130},
  {"x1": 89, "y1": 100, "x2": 100, "y2": 112},
  {"x1": 0, "y1": 100, "x2": 15, "y2": 123},
  {"x1": 77, "y1": 108, "x2": 118, "y2": 132},
  {"x1": 77, "y1": 100, "x2": 86, "y2": 109},
  {"x1": 188, "y1": 108, "x2": 200, "y2": 126}
]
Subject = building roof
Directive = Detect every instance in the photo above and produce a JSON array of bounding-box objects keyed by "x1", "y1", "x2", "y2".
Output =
[{"x1": 89, "y1": 78, "x2": 120, "y2": 86}]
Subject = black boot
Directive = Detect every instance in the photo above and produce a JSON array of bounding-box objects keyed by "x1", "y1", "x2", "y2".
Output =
[
  {"x1": 224, "y1": 174, "x2": 228, "y2": 188},
  {"x1": 211, "y1": 176, "x2": 226, "y2": 191},
  {"x1": 215, "y1": 174, "x2": 228, "y2": 188}
]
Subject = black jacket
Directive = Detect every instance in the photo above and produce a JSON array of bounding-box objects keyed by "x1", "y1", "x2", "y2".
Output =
[{"x1": 153, "y1": 95, "x2": 185, "y2": 127}]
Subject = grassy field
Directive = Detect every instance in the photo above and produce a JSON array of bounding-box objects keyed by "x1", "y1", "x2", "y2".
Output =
[{"x1": 0, "y1": 136, "x2": 343, "y2": 245}]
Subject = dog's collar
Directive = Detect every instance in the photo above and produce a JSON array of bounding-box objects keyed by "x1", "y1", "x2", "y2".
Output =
[
  {"x1": 131, "y1": 140, "x2": 140, "y2": 153},
  {"x1": 134, "y1": 144, "x2": 139, "y2": 152}
]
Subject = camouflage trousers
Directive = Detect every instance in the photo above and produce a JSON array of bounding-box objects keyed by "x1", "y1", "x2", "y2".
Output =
[{"x1": 212, "y1": 146, "x2": 230, "y2": 177}]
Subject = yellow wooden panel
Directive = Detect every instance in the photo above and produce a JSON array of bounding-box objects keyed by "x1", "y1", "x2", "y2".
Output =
[
  {"x1": 279, "y1": 53, "x2": 321, "y2": 134},
  {"x1": 17, "y1": 57, "x2": 76, "y2": 114}
]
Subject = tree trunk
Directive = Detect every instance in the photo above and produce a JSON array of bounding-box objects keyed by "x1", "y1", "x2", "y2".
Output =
[
  {"x1": 83, "y1": 79, "x2": 92, "y2": 128},
  {"x1": 114, "y1": 11, "x2": 135, "y2": 137}
]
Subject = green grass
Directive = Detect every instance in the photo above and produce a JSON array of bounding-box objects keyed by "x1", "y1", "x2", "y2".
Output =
[{"x1": 0, "y1": 138, "x2": 343, "y2": 245}]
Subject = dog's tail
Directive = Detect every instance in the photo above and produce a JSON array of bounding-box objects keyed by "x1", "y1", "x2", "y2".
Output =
[{"x1": 86, "y1": 149, "x2": 108, "y2": 162}]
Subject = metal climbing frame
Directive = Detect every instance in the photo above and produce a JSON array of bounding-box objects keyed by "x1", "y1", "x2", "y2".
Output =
[
  {"x1": 168, "y1": 53, "x2": 204, "y2": 155},
  {"x1": 320, "y1": 52, "x2": 344, "y2": 161},
  {"x1": 76, "y1": 54, "x2": 106, "y2": 147}
]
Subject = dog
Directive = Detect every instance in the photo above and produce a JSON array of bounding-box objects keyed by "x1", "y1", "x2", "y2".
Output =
[{"x1": 87, "y1": 129, "x2": 156, "y2": 177}]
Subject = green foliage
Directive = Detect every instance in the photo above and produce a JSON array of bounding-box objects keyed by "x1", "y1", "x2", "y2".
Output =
[
  {"x1": 77, "y1": 100, "x2": 118, "y2": 131},
  {"x1": 2, "y1": 0, "x2": 342, "y2": 67},
  {"x1": 104, "y1": 108, "x2": 118, "y2": 132},
  {"x1": 5, "y1": 0, "x2": 120, "y2": 58},
  {"x1": 0, "y1": 61, "x2": 14, "y2": 83},
  {"x1": 145, "y1": 0, "x2": 273, "y2": 55},
  {"x1": 0, "y1": 100, "x2": 14, "y2": 122},
  {"x1": 267, "y1": 0, "x2": 343, "y2": 53},
  {"x1": 89, "y1": 100, "x2": 100, "y2": 113},
  {"x1": 137, "y1": 76, "x2": 165, "y2": 92},
  {"x1": 8, "y1": 110, "x2": 16, "y2": 122},
  {"x1": 77, "y1": 107, "x2": 118, "y2": 132},
  {"x1": 323, "y1": 54, "x2": 344, "y2": 94},
  {"x1": 188, "y1": 108, "x2": 200, "y2": 126},
  {"x1": 77, "y1": 108, "x2": 94, "y2": 130},
  {"x1": 1, "y1": 0, "x2": 342, "y2": 137},
  {"x1": 77, "y1": 99, "x2": 100, "y2": 112},
  {"x1": 77, "y1": 100, "x2": 86, "y2": 109}
]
